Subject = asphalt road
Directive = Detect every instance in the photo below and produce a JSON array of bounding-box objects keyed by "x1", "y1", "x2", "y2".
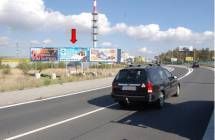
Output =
[{"x1": 0, "y1": 66, "x2": 214, "y2": 140}]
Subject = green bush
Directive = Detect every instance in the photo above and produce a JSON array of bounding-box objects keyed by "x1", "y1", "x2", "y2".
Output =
[
  {"x1": 43, "y1": 79, "x2": 51, "y2": 85},
  {"x1": 27, "y1": 62, "x2": 67, "y2": 71},
  {"x1": 31, "y1": 62, "x2": 62, "y2": 71},
  {"x1": 2, "y1": 66, "x2": 11, "y2": 75},
  {"x1": 17, "y1": 63, "x2": 32, "y2": 74},
  {"x1": 34, "y1": 62, "x2": 48, "y2": 72},
  {"x1": 58, "y1": 62, "x2": 66, "y2": 68},
  {"x1": 90, "y1": 64, "x2": 125, "y2": 69},
  {"x1": 0, "y1": 64, "x2": 10, "y2": 69}
]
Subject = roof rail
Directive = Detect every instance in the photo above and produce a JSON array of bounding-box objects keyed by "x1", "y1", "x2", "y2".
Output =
[
  {"x1": 148, "y1": 63, "x2": 154, "y2": 66},
  {"x1": 148, "y1": 63, "x2": 160, "y2": 66},
  {"x1": 127, "y1": 64, "x2": 144, "y2": 67}
]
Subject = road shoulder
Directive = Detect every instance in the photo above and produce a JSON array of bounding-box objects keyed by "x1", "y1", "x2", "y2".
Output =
[{"x1": 0, "y1": 77, "x2": 113, "y2": 107}]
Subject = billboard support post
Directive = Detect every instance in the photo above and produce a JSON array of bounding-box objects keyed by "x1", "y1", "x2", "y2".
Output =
[
  {"x1": 35, "y1": 62, "x2": 37, "y2": 72},
  {"x1": 75, "y1": 62, "x2": 78, "y2": 74},
  {"x1": 65, "y1": 62, "x2": 68, "y2": 76},
  {"x1": 81, "y1": 62, "x2": 83, "y2": 73},
  {"x1": 95, "y1": 63, "x2": 97, "y2": 73}
]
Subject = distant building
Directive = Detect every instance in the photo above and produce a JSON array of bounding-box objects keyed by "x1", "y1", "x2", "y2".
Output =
[
  {"x1": 0, "y1": 57, "x2": 30, "y2": 68},
  {"x1": 145, "y1": 58, "x2": 152, "y2": 63},
  {"x1": 120, "y1": 51, "x2": 135, "y2": 63},
  {"x1": 120, "y1": 51, "x2": 129, "y2": 62}
]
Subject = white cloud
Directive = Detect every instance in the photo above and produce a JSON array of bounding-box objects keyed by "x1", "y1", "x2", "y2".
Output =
[
  {"x1": 100, "y1": 42, "x2": 112, "y2": 47},
  {"x1": 113, "y1": 23, "x2": 128, "y2": 32},
  {"x1": 0, "y1": 0, "x2": 112, "y2": 34},
  {"x1": 139, "y1": 47, "x2": 154, "y2": 54},
  {"x1": 0, "y1": 0, "x2": 213, "y2": 48},
  {"x1": 30, "y1": 39, "x2": 53, "y2": 45},
  {"x1": 42, "y1": 39, "x2": 52, "y2": 45},
  {"x1": 0, "y1": 36, "x2": 9, "y2": 45},
  {"x1": 139, "y1": 47, "x2": 147, "y2": 53},
  {"x1": 30, "y1": 40, "x2": 40, "y2": 45},
  {"x1": 0, "y1": 0, "x2": 46, "y2": 30},
  {"x1": 123, "y1": 24, "x2": 213, "y2": 45}
]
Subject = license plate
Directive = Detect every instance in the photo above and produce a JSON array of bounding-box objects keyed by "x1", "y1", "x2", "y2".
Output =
[{"x1": 122, "y1": 86, "x2": 136, "y2": 91}]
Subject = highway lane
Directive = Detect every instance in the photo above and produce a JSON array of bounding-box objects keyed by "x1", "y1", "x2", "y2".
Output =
[
  {"x1": 0, "y1": 66, "x2": 187, "y2": 139},
  {"x1": 1, "y1": 67, "x2": 213, "y2": 140}
]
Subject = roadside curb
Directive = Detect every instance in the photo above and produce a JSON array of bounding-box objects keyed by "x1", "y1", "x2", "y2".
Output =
[
  {"x1": 202, "y1": 111, "x2": 214, "y2": 140},
  {"x1": 201, "y1": 66, "x2": 215, "y2": 71}
]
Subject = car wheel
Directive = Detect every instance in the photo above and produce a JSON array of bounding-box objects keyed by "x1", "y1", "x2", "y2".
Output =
[
  {"x1": 118, "y1": 101, "x2": 127, "y2": 108},
  {"x1": 155, "y1": 92, "x2": 165, "y2": 109},
  {"x1": 174, "y1": 85, "x2": 180, "y2": 97}
]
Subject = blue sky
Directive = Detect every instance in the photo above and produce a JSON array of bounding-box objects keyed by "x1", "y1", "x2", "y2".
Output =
[
  {"x1": 45, "y1": 0, "x2": 213, "y2": 32},
  {"x1": 0, "y1": 0, "x2": 213, "y2": 58}
]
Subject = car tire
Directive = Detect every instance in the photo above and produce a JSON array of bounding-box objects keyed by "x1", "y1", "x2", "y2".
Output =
[
  {"x1": 155, "y1": 92, "x2": 165, "y2": 109},
  {"x1": 118, "y1": 101, "x2": 127, "y2": 108},
  {"x1": 174, "y1": 85, "x2": 180, "y2": 97}
]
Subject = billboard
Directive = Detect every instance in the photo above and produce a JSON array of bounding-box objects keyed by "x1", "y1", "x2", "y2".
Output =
[
  {"x1": 30, "y1": 48, "x2": 58, "y2": 61},
  {"x1": 90, "y1": 48, "x2": 117, "y2": 62},
  {"x1": 59, "y1": 48, "x2": 89, "y2": 62},
  {"x1": 185, "y1": 57, "x2": 193, "y2": 62},
  {"x1": 171, "y1": 58, "x2": 177, "y2": 62}
]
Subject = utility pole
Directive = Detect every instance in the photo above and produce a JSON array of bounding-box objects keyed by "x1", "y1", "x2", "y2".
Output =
[
  {"x1": 193, "y1": 49, "x2": 196, "y2": 61},
  {"x1": 16, "y1": 42, "x2": 20, "y2": 58},
  {"x1": 172, "y1": 48, "x2": 174, "y2": 64},
  {"x1": 92, "y1": 0, "x2": 98, "y2": 48}
]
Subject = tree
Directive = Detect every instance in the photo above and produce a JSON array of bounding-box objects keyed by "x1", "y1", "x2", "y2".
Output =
[
  {"x1": 134, "y1": 56, "x2": 145, "y2": 64},
  {"x1": 158, "y1": 47, "x2": 214, "y2": 63}
]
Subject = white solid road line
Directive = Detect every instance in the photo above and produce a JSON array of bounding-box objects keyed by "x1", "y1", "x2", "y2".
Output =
[
  {"x1": 4, "y1": 103, "x2": 118, "y2": 140},
  {"x1": 0, "y1": 85, "x2": 111, "y2": 110},
  {"x1": 4, "y1": 66, "x2": 193, "y2": 140},
  {"x1": 178, "y1": 67, "x2": 193, "y2": 80}
]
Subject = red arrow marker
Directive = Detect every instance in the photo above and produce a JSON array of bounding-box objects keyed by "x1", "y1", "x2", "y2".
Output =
[{"x1": 70, "y1": 28, "x2": 77, "y2": 44}]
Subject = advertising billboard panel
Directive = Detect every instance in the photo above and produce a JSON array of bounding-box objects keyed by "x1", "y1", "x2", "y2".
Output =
[
  {"x1": 185, "y1": 57, "x2": 193, "y2": 62},
  {"x1": 30, "y1": 48, "x2": 58, "y2": 61},
  {"x1": 59, "y1": 48, "x2": 89, "y2": 62},
  {"x1": 171, "y1": 58, "x2": 178, "y2": 62},
  {"x1": 90, "y1": 48, "x2": 117, "y2": 62}
]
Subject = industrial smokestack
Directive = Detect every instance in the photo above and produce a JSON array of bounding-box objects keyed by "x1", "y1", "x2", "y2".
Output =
[{"x1": 92, "y1": 0, "x2": 98, "y2": 48}]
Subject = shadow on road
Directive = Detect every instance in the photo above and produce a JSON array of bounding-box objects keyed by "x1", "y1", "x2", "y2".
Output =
[{"x1": 88, "y1": 95, "x2": 214, "y2": 140}]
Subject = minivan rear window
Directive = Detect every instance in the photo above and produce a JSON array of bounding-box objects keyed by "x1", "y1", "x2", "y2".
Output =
[
  {"x1": 148, "y1": 68, "x2": 162, "y2": 84},
  {"x1": 114, "y1": 69, "x2": 146, "y2": 84}
]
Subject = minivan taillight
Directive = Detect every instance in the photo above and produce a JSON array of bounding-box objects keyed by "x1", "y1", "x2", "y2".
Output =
[{"x1": 146, "y1": 82, "x2": 153, "y2": 93}]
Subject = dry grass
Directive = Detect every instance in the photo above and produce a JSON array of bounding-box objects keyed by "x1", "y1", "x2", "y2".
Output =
[
  {"x1": 0, "y1": 69, "x2": 44, "y2": 92},
  {"x1": 0, "y1": 67, "x2": 122, "y2": 92}
]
